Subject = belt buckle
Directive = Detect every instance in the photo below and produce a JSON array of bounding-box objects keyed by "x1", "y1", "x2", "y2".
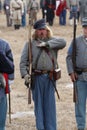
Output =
[
  {"x1": 42, "y1": 70, "x2": 47, "y2": 74},
  {"x1": 83, "y1": 68, "x2": 87, "y2": 72}
]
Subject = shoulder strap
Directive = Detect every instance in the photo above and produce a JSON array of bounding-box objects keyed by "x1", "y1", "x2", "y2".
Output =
[
  {"x1": 34, "y1": 49, "x2": 42, "y2": 69},
  {"x1": 16, "y1": 1, "x2": 21, "y2": 8},
  {"x1": 45, "y1": 49, "x2": 58, "y2": 69}
]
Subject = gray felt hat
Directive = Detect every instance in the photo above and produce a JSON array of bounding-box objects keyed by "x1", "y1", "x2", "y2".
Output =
[
  {"x1": 33, "y1": 19, "x2": 46, "y2": 29},
  {"x1": 82, "y1": 17, "x2": 87, "y2": 27}
]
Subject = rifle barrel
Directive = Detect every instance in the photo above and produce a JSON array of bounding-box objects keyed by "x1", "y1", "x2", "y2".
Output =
[
  {"x1": 72, "y1": 15, "x2": 77, "y2": 103},
  {"x1": 28, "y1": 15, "x2": 32, "y2": 104}
]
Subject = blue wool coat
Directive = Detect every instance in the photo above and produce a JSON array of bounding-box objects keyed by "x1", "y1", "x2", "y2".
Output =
[{"x1": 0, "y1": 39, "x2": 14, "y2": 130}]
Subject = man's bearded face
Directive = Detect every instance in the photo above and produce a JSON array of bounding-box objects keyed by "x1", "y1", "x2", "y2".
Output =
[{"x1": 36, "y1": 29, "x2": 48, "y2": 40}]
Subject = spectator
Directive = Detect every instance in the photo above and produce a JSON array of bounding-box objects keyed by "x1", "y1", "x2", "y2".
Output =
[
  {"x1": 3, "y1": 0, "x2": 12, "y2": 27},
  {"x1": 79, "y1": 0, "x2": 87, "y2": 22},
  {"x1": 21, "y1": 0, "x2": 27, "y2": 27},
  {"x1": 40, "y1": 0, "x2": 47, "y2": 21},
  {"x1": 46, "y1": 0, "x2": 56, "y2": 26},
  {"x1": 66, "y1": 0, "x2": 79, "y2": 25},
  {"x1": 56, "y1": 0, "x2": 67, "y2": 25},
  {"x1": 0, "y1": 0, "x2": 2, "y2": 13},
  {"x1": 27, "y1": 0, "x2": 39, "y2": 25},
  {"x1": 10, "y1": 0, "x2": 24, "y2": 29}
]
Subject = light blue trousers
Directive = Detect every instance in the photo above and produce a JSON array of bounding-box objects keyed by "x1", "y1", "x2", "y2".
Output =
[
  {"x1": 75, "y1": 80, "x2": 87, "y2": 129},
  {"x1": 69, "y1": 5, "x2": 78, "y2": 19},
  {"x1": 0, "y1": 95, "x2": 7, "y2": 130},
  {"x1": 21, "y1": 12, "x2": 26, "y2": 27},
  {"x1": 59, "y1": 9, "x2": 66, "y2": 25},
  {"x1": 32, "y1": 74, "x2": 57, "y2": 130}
]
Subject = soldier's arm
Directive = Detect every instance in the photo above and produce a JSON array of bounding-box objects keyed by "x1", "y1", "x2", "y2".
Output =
[{"x1": 47, "y1": 37, "x2": 66, "y2": 50}]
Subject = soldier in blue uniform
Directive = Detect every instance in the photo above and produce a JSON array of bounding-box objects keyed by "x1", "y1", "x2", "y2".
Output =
[{"x1": 0, "y1": 39, "x2": 14, "y2": 130}]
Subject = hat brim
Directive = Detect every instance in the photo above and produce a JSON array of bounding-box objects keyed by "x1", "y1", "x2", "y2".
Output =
[
  {"x1": 82, "y1": 24, "x2": 87, "y2": 27},
  {"x1": 35, "y1": 25, "x2": 46, "y2": 30}
]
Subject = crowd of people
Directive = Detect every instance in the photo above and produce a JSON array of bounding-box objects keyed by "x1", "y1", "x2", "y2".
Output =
[
  {"x1": 0, "y1": 0, "x2": 87, "y2": 28},
  {"x1": 1, "y1": 0, "x2": 87, "y2": 130},
  {"x1": 0, "y1": 0, "x2": 40, "y2": 29}
]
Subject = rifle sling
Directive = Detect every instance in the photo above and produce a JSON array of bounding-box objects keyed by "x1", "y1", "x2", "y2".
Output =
[
  {"x1": 33, "y1": 47, "x2": 60, "y2": 99},
  {"x1": 44, "y1": 49, "x2": 60, "y2": 99}
]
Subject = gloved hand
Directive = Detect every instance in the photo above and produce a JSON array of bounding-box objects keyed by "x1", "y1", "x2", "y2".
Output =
[
  {"x1": 8, "y1": 80, "x2": 14, "y2": 86},
  {"x1": 24, "y1": 74, "x2": 31, "y2": 87},
  {"x1": 37, "y1": 42, "x2": 47, "y2": 47},
  {"x1": 44, "y1": 10, "x2": 47, "y2": 13},
  {"x1": 22, "y1": 11, "x2": 24, "y2": 16}
]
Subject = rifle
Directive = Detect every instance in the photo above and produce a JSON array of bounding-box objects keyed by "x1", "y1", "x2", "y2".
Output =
[
  {"x1": 8, "y1": 92, "x2": 11, "y2": 123},
  {"x1": 72, "y1": 13, "x2": 77, "y2": 103},
  {"x1": 28, "y1": 14, "x2": 32, "y2": 104},
  {"x1": 51, "y1": 80, "x2": 60, "y2": 100}
]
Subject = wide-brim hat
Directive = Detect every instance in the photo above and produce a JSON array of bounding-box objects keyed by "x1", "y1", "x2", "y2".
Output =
[
  {"x1": 33, "y1": 19, "x2": 46, "y2": 30},
  {"x1": 82, "y1": 17, "x2": 87, "y2": 27}
]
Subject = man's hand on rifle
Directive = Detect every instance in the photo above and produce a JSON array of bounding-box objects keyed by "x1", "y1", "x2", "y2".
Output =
[
  {"x1": 24, "y1": 74, "x2": 31, "y2": 88},
  {"x1": 70, "y1": 72, "x2": 78, "y2": 82}
]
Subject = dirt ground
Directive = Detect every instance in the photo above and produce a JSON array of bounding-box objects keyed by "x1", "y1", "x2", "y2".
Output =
[{"x1": 0, "y1": 9, "x2": 85, "y2": 130}]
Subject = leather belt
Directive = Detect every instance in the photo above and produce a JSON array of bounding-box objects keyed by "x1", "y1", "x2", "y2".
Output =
[
  {"x1": 75, "y1": 67, "x2": 87, "y2": 74},
  {"x1": 14, "y1": 7, "x2": 21, "y2": 10},
  {"x1": 31, "y1": 8, "x2": 37, "y2": 10},
  {"x1": 33, "y1": 69, "x2": 50, "y2": 74},
  {"x1": 82, "y1": 68, "x2": 87, "y2": 72},
  {"x1": 48, "y1": 4, "x2": 55, "y2": 9},
  {"x1": 71, "y1": 5, "x2": 77, "y2": 6}
]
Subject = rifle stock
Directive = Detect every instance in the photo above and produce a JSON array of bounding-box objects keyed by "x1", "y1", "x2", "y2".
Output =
[
  {"x1": 73, "y1": 81, "x2": 77, "y2": 102},
  {"x1": 8, "y1": 92, "x2": 11, "y2": 123},
  {"x1": 28, "y1": 15, "x2": 32, "y2": 104}
]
